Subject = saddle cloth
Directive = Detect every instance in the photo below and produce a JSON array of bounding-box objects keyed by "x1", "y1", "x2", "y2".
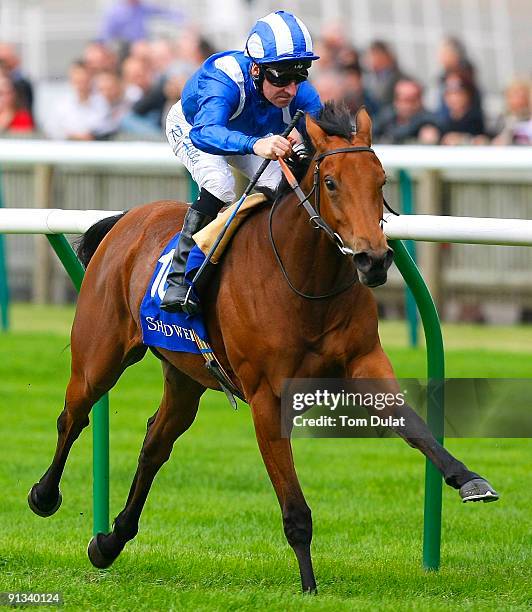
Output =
[
  {"x1": 140, "y1": 193, "x2": 267, "y2": 354},
  {"x1": 140, "y1": 232, "x2": 207, "y2": 353}
]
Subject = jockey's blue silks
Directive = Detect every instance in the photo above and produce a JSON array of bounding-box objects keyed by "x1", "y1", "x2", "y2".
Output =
[{"x1": 176, "y1": 51, "x2": 320, "y2": 156}]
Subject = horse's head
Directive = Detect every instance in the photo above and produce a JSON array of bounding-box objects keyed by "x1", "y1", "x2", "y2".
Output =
[{"x1": 305, "y1": 105, "x2": 394, "y2": 287}]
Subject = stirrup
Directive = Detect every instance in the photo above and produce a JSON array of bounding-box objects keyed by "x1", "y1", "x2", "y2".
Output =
[
  {"x1": 160, "y1": 286, "x2": 187, "y2": 313},
  {"x1": 182, "y1": 286, "x2": 201, "y2": 315}
]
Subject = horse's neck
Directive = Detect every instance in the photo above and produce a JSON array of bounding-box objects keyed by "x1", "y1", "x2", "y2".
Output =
[{"x1": 271, "y1": 172, "x2": 356, "y2": 304}]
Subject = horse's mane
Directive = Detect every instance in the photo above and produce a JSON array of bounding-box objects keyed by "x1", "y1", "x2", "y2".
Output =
[
  {"x1": 257, "y1": 101, "x2": 354, "y2": 203},
  {"x1": 312, "y1": 101, "x2": 354, "y2": 140}
]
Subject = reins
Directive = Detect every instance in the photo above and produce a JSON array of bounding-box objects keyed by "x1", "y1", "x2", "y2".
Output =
[{"x1": 269, "y1": 145, "x2": 399, "y2": 300}]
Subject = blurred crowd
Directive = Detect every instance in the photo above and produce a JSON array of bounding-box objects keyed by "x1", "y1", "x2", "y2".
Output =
[
  {"x1": 0, "y1": 15, "x2": 531, "y2": 146},
  {"x1": 0, "y1": 30, "x2": 215, "y2": 141}
]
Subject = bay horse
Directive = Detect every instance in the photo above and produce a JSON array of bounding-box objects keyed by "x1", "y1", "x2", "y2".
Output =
[{"x1": 28, "y1": 104, "x2": 497, "y2": 593}]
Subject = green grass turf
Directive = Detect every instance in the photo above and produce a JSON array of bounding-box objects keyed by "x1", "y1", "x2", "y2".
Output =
[{"x1": 0, "y1": 306, "x2": 530, "y2": 610}]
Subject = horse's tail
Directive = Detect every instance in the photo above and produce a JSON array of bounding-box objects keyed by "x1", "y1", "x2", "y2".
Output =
[{"x1": 76, "y1": 212, "x2": 127, "y2": 268}]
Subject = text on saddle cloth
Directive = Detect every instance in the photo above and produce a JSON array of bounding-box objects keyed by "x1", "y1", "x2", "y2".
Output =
[{"x1": 140, "y1": 231, "x2": 207, "y2": 354}]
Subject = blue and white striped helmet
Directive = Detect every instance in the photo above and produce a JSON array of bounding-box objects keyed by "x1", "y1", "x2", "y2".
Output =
[{"x1": 245, "y1": 10, "x2": 319, "y2": 65}]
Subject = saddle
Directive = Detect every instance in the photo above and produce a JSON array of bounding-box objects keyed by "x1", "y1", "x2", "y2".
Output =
[{"x1": 193, "y1": 193, "x2": 268, "y2": 262}]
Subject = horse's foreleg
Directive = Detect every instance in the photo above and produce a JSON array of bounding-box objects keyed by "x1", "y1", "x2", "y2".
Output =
[
  {"x1": 88, "y1": 362, "x2": 204, "y2": 569},
  {"x1": 250, "y1": 385, "x2": 317, "y2": 594},
  {"x1": 348, "y1": 347, "x2": 498, "y2": 501}
]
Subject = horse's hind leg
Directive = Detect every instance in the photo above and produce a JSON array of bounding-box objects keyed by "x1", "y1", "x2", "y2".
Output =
[
  {"x1": 28, "y1": 320, "x2": 146, "y2": 517},
  {"x1": 349, "y1": 347, "x2": 499, "y2": 502},
  {"x1": 88, "y1": 360, "x2": 204, "y2": 569},
  {"x1": 249, "y1": 384, "x2": 317, "y2": 594}
]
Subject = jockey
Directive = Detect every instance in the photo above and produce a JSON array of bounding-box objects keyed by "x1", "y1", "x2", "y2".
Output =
[{"x1": 161, "y1": 10, "x2": 322, "y2": 313}]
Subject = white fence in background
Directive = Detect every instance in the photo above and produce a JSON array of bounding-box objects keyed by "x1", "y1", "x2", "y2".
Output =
[
  {"x1": 383, "y1": 214, "x2": 532, "y2": 247},
  {"x1": 0, "y1": 140, "x2": 531, "y2": 321},
  {"x1": 2, "y1": 209, "x2": 532, "y2": 248},
  {"x1": 1, "y1": 140, "x2": 531, "y2": 172}
]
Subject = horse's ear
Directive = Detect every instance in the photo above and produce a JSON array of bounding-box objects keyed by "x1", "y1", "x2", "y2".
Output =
[
  {"x1": 305, "y1": 114, "x2": 328, "y2": 151},
  {"x1": 354, "y1": 107, "x2": 372, "y2": 146}
]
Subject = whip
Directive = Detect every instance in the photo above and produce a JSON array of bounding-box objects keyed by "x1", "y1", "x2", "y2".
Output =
[{"x1": 183, "y1": 109, "x2": 304, "y2": 313}]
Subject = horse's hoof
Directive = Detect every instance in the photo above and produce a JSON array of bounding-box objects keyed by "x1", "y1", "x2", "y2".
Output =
[
  {"x1": 87, "y1": 534, "x2": 116, "y2": 569},
  {"x1": 460, "y1": 478, "x2": 499, "y2": 503},
  {"x1": 27, "y1": 485, "x2": 62, "y2": 517}
]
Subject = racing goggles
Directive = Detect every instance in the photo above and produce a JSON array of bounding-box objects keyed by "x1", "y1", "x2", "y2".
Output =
[{"x1": 262, "y1": 62, "x2": 310, "y2": 87}]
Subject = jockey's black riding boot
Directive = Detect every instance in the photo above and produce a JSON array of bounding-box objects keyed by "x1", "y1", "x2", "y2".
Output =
[{"x1": 160, "y1": 188, "x2": 225, "y2": 314}]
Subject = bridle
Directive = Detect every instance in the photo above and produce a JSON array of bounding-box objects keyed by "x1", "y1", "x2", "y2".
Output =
[{"x1": 268, "y1": 145, "x2": 399, "y2": 300}]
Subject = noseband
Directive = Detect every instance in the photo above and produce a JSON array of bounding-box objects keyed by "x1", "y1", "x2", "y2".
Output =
[{"x1": 268, "y1": 145, "x2": 398, "y2": 300}]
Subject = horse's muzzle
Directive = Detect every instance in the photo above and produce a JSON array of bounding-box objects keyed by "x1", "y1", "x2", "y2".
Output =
[{"x1": 353, "y1": 247, "x2": 394, "y2": 287}]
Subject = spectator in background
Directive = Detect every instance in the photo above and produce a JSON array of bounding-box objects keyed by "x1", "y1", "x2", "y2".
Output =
[
  {"x1": 128, "y1": 39, "x2": 152, "y2": 64},
  {"x1": 437, "y1": 36, "x2": 482, "y2": 118},
  {"x1": 438, "y1": 36, "x2": 476, "y2": 81},
  {"x1": 120, "y1": 55, "x2": 160, "y2": 135},
  {"x1": 121, "y1": 55, "x2": 153, "y2": 104},
  {"x1": 337, "y1": 47, "x2": 360, "y2": 72},
  {"x1": 174, "y1": 28, "x2": 216, "y2": 68},
  {"x1": 126, "y1": 39, "x2": 177, "y2": 131},
  {"x1": 314, "y1": 22, "x2": 358, "y2": 73},
  {"x1": 93, "y1": 70, "x2": 131, "y2": 139},
  {"x1": 311, "y1": 63, "x2": 377, "y2": 117},
  {"x1": 46, "y1": 60, "x2": 106, "y2": 140},
  {"x1": 438, "y1": 71, "x2": 487, "y2": 144},
  {"x1": 0, "y1": 73, "x2": 34, "y2": 133},
  {"x1": 100, "y1": 0, "x2": 184, "y2": 46},
  {"x1": 492, "y1": 79, "x2": 531, "y2": 145},
  {"x1": 162, "y1": 62, "x2": 194, "y2": 121},
  {"x1": 150, "y1": 38, "x2": 176, "y2": 79},
  {"x1": 83, "y1": 41, "x2": 118, "y2": 77},
  {"x1": 509, "y1": 119, "x2": 532, "y2": 145},
  {"x1": 0, "y1": 42, "x2": 34, "y2": 116},
  {"x1": 364, "y1": 40, "x2": 404, "y2": 109},
  {"x1": 339, "y1": 62, "x2": 378, "y2": 117},
  {"x1": 312, "y1": 70, "x2": 344, "y2": 104},
  {"x1": 374, "y1": 78, "x2": 440, "y2": 144}
]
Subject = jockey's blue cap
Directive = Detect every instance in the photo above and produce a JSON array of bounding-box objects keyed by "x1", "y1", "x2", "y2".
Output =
[{"x1": 244, "y1": 10, "x2": 320, "y2": 65}]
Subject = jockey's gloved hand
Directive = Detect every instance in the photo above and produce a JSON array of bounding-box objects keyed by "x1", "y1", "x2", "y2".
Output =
[{"x1": 253, "y1": 135, "x2": 292, "y2": 160}]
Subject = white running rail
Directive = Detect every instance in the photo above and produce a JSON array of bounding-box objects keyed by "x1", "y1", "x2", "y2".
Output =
[
  {"x1": 0, "y1": 209, "x2": 123, "y2": 234},
  {"x1": 1, "y1": 209, "x2": 532, "y2": 247},
  {"x1": 0, "y1": 140, "x2": 531, "y2": 171},
  {"x1": 383, "y1": 214, "x2": 532, "y2": 247}
]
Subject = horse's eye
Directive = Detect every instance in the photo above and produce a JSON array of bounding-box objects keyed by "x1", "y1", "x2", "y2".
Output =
[{"x1": 324, "y1": 177, "x2": 337, "y2": 191}]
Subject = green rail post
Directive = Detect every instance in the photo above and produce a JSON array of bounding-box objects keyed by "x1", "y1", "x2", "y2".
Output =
[
  {"x1": 399, "y1": 169, "x2": 418, "y2": 347},
  {"x1": 0, "y1": 167, "x2": 9, "y2": 331},
  {"x1": 0, "y1": 234, "x2": 8, "y2": 331},
  {"x1": 92, "y1": 393, "x2": 109, "y2": 535},
  {"x1": 46, "y1": 233, "x2": 110, "y2": 535},
  {"x1": 388, "y1": 238, "x2": 445, "y2": 571}
]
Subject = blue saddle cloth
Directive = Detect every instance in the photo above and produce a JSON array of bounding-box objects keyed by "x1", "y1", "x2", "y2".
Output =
[{"x1": 140, "y1": 232, "x2": 208, "y2": 353}]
